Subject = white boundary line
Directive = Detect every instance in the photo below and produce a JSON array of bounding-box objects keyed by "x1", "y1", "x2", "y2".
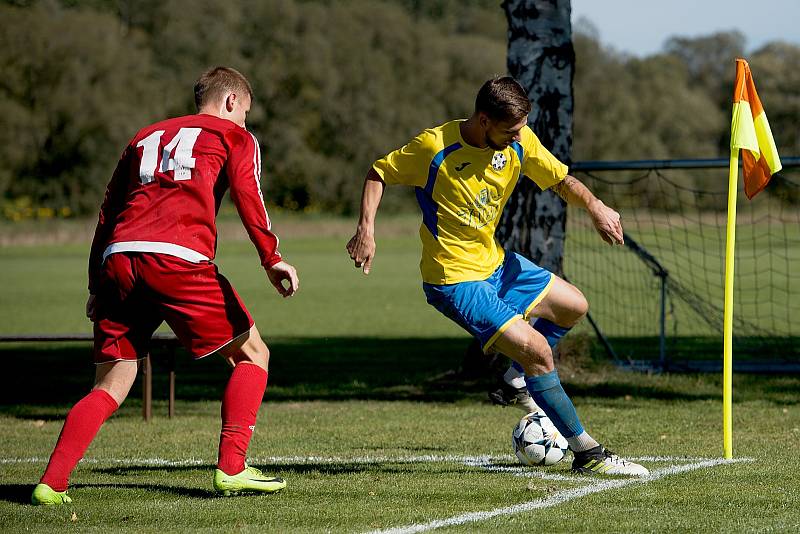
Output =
[
  {"x1": 365, "y1": 458, "x2": 753, "y2": 534},
  {"x1": 0, "y1": 454, "x2": 716, "y2": 466}
]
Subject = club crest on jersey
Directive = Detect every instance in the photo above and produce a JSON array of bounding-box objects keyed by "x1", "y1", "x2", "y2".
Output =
[
  {"x1": 477, "y1": 187, "x2": 490, "y2": 206},
  {"x1": 491, "y1": 152, "x2": 507, "y2": 171}
]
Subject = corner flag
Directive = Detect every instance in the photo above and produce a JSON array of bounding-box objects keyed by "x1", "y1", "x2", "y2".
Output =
[
  {"x1": 723, "y1": 59, "x2": 782, "y2": 459},
  {"x1": 730, "y1": 58, "x2": 782, "y2": 199}
]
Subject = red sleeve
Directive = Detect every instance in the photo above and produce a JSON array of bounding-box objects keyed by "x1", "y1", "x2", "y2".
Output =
[
  {"x1": 88, "y1": 146, "x2": 133, "y2": 293},
  {"x1": 225, "y1": 129, "x2": 282, "y2": 269}
]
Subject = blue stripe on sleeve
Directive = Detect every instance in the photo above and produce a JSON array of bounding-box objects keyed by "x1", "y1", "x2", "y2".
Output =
[
  {"x1": 511, "y1": 141, "x2": 524, "y2": 163},
  {"x1": 415, "y1": 142, "x2": 461, "y2": 240}
]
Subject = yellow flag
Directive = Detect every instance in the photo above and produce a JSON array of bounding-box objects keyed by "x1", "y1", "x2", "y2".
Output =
[{"x1": 731, "y1": 58, "x2": 782, "y2": 199}]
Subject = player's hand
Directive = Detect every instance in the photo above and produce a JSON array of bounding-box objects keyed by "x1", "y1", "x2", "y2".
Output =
[
  {"x1": 266, "y1": 261, "x2": 299, "y2": 298},
  {"x1": 86, "y1": 294, "x2": 97, "y2": 321},
  {"x1": 588, "y1": 200, "x2": 624, "y2": 245},
  {"x1": 346, "y1": 227, "x2": 376, "y2": 274}
]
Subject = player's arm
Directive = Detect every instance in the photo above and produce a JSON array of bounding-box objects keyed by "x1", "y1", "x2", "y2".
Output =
[
  {"x1": 346, "y1": 130, "x2": 433, "y2": 274},
  {"x1": 551, "y1": 175, "x2": 623, "y2": 245},
  {"x1": 346, "y1": 168, "x2": 385, "y2": 275},
  {"x1": 87, "y1": 146, "x2": 133, "y2": 318},
  {"x1": 226, "y1": 131, "x2": 298, "y2": 297},
  {"x1": 520, "y1": 126, "x2": 623, "y2": 246}
]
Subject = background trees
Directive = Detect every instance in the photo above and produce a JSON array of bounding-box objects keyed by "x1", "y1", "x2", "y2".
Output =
[{"x1": 0, "y1": 0, "x2": 796, "y2": 217}]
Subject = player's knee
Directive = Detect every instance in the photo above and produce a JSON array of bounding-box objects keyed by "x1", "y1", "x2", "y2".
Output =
[
  {"x1": 235, "y1": 336, "x2": 269, "y2": 369},
  {"x1": 518, "y1": 332, "x2": 554, "y2": 374},
  {"x1": 93, "y1": 364, "x2": 137, "y2": 405},
  {"x1": 220, "y1": 326, "x2": 270, "y2": 369},
  {"x1": 255, "y1": 341, "x2": 270, "y2": 368},
  {"x1": 560, "y1": 288, "x2": 588, "y2": 326},
  {"x1": 573, "y1": 291, "x2": 589, "y2": 322}
]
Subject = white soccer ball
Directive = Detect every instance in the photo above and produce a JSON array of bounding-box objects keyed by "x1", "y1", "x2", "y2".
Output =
[{"x1": 512, "y1": 411, "x2": 569, "y2": 466}]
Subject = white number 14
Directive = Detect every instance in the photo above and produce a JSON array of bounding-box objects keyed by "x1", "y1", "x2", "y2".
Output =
[{"x1": 136, "y1": 127, "x2": 201, "y2": 184}]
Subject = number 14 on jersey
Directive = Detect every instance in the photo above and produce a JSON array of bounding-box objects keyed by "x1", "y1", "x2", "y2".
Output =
[{"x1": 136, "y1": 127, "x2": 201, "y2": 184}]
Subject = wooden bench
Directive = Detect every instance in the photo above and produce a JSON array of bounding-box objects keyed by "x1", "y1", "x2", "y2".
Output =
[{"x1": 0, "y1": 334, "x2": 181, "y2": 421}]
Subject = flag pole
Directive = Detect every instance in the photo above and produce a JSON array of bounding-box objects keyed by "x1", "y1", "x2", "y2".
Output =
[
  {"x1": 725, "y1": 58, "x2": 782, "y2": 459},
  {"x1": 722, "y1": 149, "x2": 739, "y2": 459}
]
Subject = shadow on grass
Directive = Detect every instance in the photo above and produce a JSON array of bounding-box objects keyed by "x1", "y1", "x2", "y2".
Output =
[
  {"x1": 0, "y1": 337, "x2": 477, "y2": 407},
  {"x1": 0, "y1": 482, "x2": 217, "y2": 504},
  {"x1": 602, "y1": 335, "x2": 800, "y2": 365},
  {"x1": 0, "y1": 484, "x2": 33, "y2": 505},
  {"x1": 564, "y1": 380, "x2": 719, "y2": 402},
  {"x1": 71, "y1": 483, "x2": 215, "y2": 499},
  {"x1": 1, "y1": 337, "x2": 798, "y2": 413},
  {"x1": 89, "y1": 457, "x2": 472, "y2": 478},
  {"x1": 91, "y1": 463, "x2": 373, "y2": 477}
]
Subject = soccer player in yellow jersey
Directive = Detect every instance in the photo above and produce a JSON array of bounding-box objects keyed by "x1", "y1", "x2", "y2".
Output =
[{"x1": 347, "y1": 77, "x2": 648, "y2": 476}]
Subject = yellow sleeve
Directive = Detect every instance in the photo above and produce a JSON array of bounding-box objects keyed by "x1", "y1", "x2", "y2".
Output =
[
  {"x1": 372, "y1": 129, "x2": 438, "y2": 187},
  {"x1": 520, "y1": 125, "x2": 568, "y2": 190}
]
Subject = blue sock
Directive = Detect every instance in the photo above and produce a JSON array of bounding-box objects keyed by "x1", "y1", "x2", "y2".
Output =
[{"x1": 525, "y1": 369, "x2": 584, "y2": 438}]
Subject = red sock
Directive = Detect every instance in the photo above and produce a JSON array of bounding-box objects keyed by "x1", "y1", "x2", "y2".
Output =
[
  {"x1": 40, "y1": 389, "x2": 119, "y2": 492},
  {"x1": 217, "y1": 363, "x2": 268, "y2": 475}
]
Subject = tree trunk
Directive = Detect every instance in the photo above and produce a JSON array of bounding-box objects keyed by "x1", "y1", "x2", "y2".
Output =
[
  {"x1": 462, "y1": 0, "x2": 575, "y2": 376},
  {"x1": 498, "y1": 0, "x2": 574, "y2": 275}
]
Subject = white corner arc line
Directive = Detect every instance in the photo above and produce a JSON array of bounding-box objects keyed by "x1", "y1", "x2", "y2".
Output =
[{"x1": 365, "y1": 458, "x2": 753, "y2": 534}]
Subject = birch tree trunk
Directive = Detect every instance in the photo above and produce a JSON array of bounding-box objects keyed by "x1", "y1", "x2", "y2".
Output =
[
  {"x1": 461, "y1": 0, "x2": 575, "y2": 376},
  {"x1": 498, "y1": 0, "x2": 574, "y2": 275}
]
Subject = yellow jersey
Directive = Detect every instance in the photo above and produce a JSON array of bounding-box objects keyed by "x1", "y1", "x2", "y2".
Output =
[{"x1": 373, "y1": 120, "x2": 567, "y2": 285}]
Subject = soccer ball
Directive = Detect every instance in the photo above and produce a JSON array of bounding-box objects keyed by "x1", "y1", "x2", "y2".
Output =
[{"x1": 512, "y1": 411, "x2": 569, "y2": 466}]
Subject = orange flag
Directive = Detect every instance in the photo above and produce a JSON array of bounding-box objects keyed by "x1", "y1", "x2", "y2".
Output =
[{"x1": 730, "y1": 59, "x2": 782, "y2": 199}]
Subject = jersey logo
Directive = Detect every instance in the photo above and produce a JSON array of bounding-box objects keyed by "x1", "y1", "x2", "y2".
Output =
[
  {"x1": 457, "y1": 187, "x2": 501, "y2": 229},
  {"x1": 491, "y1": 152, "x2": 507, "y2": 171},
  {"x1": 455, "y1": 161, "x2": 471, "y2": 171}
]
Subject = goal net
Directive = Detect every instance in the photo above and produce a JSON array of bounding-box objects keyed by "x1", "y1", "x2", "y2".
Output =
[{"x1": 565, "y1": 162, "x2": 800, "y2": 369}]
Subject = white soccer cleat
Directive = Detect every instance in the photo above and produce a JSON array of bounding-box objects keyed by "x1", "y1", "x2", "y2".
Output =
[{"x1": 571, "y1": 445, "x2": 649, "y2": 477}]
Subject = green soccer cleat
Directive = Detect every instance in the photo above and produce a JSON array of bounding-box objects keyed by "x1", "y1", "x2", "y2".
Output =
[
  {"x1": 213, "y1": 465, "x2": 286, "y2": 496},
  {"x1": 31, "y1": 483, "x2": 72, "y2": 505}
]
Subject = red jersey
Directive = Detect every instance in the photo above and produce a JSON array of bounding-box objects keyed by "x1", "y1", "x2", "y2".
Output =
[{"x1": 88, "y1": 114, "x2": 281, "y2": 292}]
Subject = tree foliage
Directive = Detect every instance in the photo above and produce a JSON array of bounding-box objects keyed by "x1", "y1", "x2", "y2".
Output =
[
  {"x1": 0, "y1": 1, "x2": 168, "y2": 214},
  {"x1": 0, "y1": 0, "x2": 797, "y2": 216}
]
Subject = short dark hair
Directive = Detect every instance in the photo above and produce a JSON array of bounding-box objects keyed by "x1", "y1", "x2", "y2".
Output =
[
  {"x1": 475, "y1": 76, "x2": 531, "y2": 122},
  {"x1": 194, "y1": 67, "x2": 253, "y2": 110}
]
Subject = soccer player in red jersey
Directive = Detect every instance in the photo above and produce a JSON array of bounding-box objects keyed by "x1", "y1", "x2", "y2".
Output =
[{"x1": 31, "y1": 67, "x2": 296, "y2": 505}]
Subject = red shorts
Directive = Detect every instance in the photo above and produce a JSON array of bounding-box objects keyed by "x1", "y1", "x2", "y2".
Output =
[{"x1": 93, "y1": 252, "x2": 254, "y2": 363}]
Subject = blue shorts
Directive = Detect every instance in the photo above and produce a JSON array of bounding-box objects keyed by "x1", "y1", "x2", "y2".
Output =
[{"x1": 423, "y1": 252, "x2": 554, "y2": 352}]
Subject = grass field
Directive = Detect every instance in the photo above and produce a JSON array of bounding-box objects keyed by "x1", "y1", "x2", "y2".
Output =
[
  {"x1": 0, "y1": 215, "x2": 460, "y2": 339},
  {"x1": 3, "y1": 209, "x2": 799, "y2": 344},
  {"x1": 1, "y1": 214, "x2": 799, "y2": 532},
  {"x1": 1, "y1": 351, "x2": 799, "y2": 533}
]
